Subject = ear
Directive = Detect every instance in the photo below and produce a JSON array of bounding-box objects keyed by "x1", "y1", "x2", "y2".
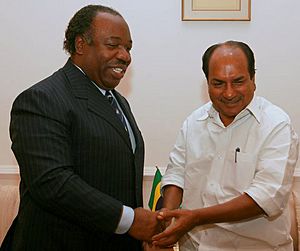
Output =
[
  {"x1": 252, "y1": 75, "x2": 256, "y2": 91},
  {"x1": 74, "y1": 35, "x2": 86, "y2": 55}
]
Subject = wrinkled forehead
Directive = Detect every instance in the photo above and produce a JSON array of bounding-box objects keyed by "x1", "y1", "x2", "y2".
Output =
[
  {"x1": 93, "y1": 12, "x2": 129, "y2": 30},
  {"x1": 91, "y1": 12, "x2": 131, "y2": 41},
  {"x1": 210, "y1": 46, "x2": 247, "y2": 67},
  {"x1": 212, "y1": 45, "x2": 246, "y2": 59},
  {"x1": 209, "y1": 46, "x2": 249, "y2": 77}
]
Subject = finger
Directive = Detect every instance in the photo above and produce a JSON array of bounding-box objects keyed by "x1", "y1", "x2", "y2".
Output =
[
  {"x1": 152, "y1": 232, "x2": 165, "y2": 241},
  {"x1": 152, "y1": 236, "x2": 177, "y2": 248},
  {"x1": 159, "y1": 207, "x2": 169, "y2": 213},
  {"x1": 157, "y1": 214, "x2": 164, "y2": 220},
  {"x1": 152, "y1": 226, "x2": 172, "y2": 241},
  {"x1": 157, "y1": 210, "x2": 176, "y2": 221}
]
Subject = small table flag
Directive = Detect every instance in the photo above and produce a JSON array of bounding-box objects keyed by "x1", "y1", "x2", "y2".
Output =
[{"x1": 148, "y1": 167, "x2": 163, "y2": 211}]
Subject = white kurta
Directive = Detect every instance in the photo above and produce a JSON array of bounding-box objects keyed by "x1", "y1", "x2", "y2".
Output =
[{"x1": 162, "y1": 96, "x2": 299, "y2": 250}]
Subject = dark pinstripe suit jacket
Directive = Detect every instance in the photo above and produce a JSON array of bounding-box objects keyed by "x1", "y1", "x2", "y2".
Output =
[{"x1": 3, "y1": 59, "x2": 144, "y2": 251}]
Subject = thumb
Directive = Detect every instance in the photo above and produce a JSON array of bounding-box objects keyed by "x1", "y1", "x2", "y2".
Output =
[{"x1": 157, "y1": 210, "x2": 176, "y2": 221}]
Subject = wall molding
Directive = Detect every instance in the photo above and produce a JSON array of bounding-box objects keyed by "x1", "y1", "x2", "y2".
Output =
[
  {"x1": 1, "y1": 165, "x2": 298, "y2": 177},
  {"x1": 143, "y1": 166, "x2": 167, "y2": 176},
  {"x1": 0, "y1": 165, "x2": 19, "y2": 174},
  {"x1": 0, "y1": 165, "x2": 166, "y2": 176}
]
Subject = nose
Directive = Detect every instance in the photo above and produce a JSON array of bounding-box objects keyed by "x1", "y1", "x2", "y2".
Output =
[
  {"x1": 117, "y1": 47, "x2": 131, "y2": 64},
  {"x1": 223, "y1": 84, "x2": 235, "y2": 99}
]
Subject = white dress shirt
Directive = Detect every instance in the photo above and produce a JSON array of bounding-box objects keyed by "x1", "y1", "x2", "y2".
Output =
[{"x1": 162, "y1": 96, "x2": 299, "y2": 250}]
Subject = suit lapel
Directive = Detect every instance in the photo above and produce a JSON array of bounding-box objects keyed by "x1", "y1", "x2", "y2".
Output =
[
  {"x1": 87, "y1": 85, "x2": 132, "y2": 149},
  {"x1": 62, "y1": 59, "x2": 132, "y2": 149},
  {"x1": 112, "y1": 90, "x2": 143, "y2": 152}
]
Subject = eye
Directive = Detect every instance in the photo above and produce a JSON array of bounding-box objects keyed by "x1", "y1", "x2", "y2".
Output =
[
  {"x1": 211, "y1": 81, "x2": 224, "y2": 88},
  {"x1": 106, "y1": 43, "x2": 118, "y2": 49},
  {"x1": 233, "y1": 79, "x2": 244, "y2": 86}
]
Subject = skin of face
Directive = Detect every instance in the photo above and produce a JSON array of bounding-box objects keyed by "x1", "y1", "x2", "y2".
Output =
[
  {"x1": 207, "y1": 46, "x2": 256, "y2": 126},
  {"x1": 73, "y1": 12, "x2": 132, "y2": 90}
]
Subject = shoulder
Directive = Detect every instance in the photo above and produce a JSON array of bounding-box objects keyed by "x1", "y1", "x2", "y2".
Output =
[
  {"x1": 18, "y1": 68, "x2": 67, "y2": 98},
  {"x1": 256, "y1": 96, "x2": 291, "y2": 125},
  {"x1": 176, "y1": 102, "x2": 212, "y2": 134},
  {"x1": 11, "y1": 65, "x2": 75, "y2": 119},
  {"x1": 186, "y1": 101, "x2": 212, "y2": 122},
  {"x1": 14, "y1": 60, "x2": 83, "y2": 106}
]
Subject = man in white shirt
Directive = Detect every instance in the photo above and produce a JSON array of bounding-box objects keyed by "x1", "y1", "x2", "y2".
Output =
[{"x1": 152, "y1": 41, "x2": 299, "y2": 250}]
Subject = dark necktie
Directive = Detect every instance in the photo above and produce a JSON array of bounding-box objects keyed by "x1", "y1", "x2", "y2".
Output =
[{"x1": 105, "y1": 91, "x2": 128, "y2": 132}]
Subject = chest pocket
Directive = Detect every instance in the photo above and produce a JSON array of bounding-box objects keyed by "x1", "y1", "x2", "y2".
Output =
[{"x1": 221, "y1": 150, "x2": 257, "y2": 193}]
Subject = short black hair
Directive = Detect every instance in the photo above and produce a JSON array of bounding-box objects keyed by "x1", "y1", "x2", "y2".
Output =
[
  {"x1": 202, "y1": 40, "x2": 256, "y2": 80},
  {"x1": 63, "y1": 5, "x2": 122, "y2": 55}
]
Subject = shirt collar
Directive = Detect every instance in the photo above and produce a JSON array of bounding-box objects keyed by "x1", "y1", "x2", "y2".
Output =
[
  {"x1": 244, "y1": 96, "x2": 261, "y2": 123},
  {"x1": 196, "y1": 102, "x2": 212, "y2": 121},
  {"x1": 72, "y1": 62, "x2": 107, "y2": 95}
]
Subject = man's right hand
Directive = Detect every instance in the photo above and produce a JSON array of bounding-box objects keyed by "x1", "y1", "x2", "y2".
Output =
[{"x1": 128, "y1": 207, "x2": 162, "y2": 242}]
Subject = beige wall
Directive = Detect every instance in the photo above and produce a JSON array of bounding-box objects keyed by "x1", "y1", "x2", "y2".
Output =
[
  {"x1": 1, "y1": 1, "x2": 300, "y2": 244},
  {"x1": 1, "y1": 0, "x2": 300, "y2": 169}
]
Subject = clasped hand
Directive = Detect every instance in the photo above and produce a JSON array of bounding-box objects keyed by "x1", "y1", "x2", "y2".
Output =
[
  {"x1": 151, "y1": 208, "x2": 195, "y2": 248},
  {"x1": 128, "y1": 207, "x2": 195, "y2": 249}
]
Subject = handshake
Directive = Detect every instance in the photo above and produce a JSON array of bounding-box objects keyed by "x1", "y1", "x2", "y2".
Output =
[{"x1": 128, "y1": 207, "x2": 196, "y2": 249}]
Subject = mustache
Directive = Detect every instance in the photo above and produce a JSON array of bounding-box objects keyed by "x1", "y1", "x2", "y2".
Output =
[
  {"x1": 220, "y1": 96, "x2": 242, "y2": 104},
  {"x1": 112, "y1": 59, "x2": 129, "y2": 66}
]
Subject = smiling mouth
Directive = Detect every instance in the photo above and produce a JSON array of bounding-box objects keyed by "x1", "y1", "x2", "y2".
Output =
[
  {"x1": 223, "y1": 101, "x2": 238, "y2": 105},
  {"x1": 221, "y1": 97, "x2": 242, "y2": 105},
  {"x1": 112, "y1": 67, "x2": 124, "y2": 74}
]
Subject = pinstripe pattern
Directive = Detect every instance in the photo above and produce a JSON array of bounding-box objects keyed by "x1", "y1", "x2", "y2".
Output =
[{"x1": 3, "y1": 59, "x2": 144, "y2": 251}]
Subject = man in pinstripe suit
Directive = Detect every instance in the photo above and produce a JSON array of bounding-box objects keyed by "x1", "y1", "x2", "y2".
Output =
[{"x1": 2, "y1": 5, "x2": 160, "y2": 251}]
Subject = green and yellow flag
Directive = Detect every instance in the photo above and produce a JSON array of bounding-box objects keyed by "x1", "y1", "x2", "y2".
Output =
[{"x1": 148, "y1": 167, "x2": 163, "y2": 211}]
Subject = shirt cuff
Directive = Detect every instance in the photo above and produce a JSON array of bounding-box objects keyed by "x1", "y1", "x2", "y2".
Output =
[{"x1": 114, "y1": 205, "x2": 134, "y2": 234}]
